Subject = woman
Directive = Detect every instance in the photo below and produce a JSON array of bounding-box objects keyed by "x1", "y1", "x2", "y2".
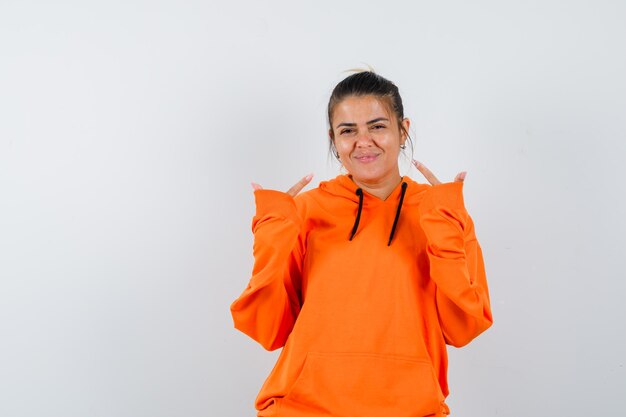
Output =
[{"x1": 230, "y1": 70, "x2": 493, "y2": 417}]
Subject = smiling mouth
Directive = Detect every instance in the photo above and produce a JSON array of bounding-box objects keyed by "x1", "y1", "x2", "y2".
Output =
[{"x1": 354, "y1": 154, "x2": 379, "y2": 163}]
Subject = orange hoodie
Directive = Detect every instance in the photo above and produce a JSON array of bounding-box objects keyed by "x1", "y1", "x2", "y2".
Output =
[{"x1": 230, "y1": 174, "x2": 493, "y2": 417}]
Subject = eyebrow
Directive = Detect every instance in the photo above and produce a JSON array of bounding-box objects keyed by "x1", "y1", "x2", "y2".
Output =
[{"x1": 335, "y1": 117, "x2": 389, "y2": 129}]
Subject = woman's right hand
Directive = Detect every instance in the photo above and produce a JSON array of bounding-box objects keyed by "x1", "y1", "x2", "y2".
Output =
[{"x1": 251, "y1": 173, "x2": 314, "y2": 197}]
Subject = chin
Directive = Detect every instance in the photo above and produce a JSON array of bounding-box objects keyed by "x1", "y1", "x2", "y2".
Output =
[{"x1": 349, "y1": 170, "x2": 385, "y2": 184}]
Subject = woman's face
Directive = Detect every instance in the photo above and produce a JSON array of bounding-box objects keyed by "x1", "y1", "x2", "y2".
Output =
[{"x1": 330, "y1": 95, "x2": 410, "y2": 186}]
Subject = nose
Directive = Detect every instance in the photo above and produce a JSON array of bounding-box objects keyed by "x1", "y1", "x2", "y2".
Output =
[{"x1": 355, "y1": 130, "x2": 374, "y2": 147}]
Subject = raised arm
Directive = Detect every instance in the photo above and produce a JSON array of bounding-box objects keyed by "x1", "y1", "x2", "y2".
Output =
[
  {"x1": 413, "y1": 161, "x2": 493, "y2": 347},
  {"x1": 230, "y1": 175, "x2": 312, "y2": 351},
  {"x1": 418, "y1": 181, "x2": 493, "y2": 347}
]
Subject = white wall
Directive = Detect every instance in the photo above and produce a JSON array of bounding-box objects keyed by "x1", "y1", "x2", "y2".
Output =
[{"x1": 1, "y1": 1, "x2": 625, "y2": 416}]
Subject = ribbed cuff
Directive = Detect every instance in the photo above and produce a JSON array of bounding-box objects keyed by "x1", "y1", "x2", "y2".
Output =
[
  {"x1": 418, "y1": 181, "x2": 466, "y2": 216},
  {"x1": 253, "y1": 189, "x2": 298, "y2": 220}
]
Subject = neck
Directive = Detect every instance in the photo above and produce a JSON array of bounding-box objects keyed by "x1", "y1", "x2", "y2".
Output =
[{"x1": 350, "y1": 172, "x2": 402, "y2": 200}]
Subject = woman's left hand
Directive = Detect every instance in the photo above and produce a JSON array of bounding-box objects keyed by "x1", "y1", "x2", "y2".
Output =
[{"x1": 412, "y1": 159, "x2": 466, "y2": 185}]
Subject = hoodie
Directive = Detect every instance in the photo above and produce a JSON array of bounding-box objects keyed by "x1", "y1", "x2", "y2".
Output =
[{"x1": 230, "y1": 174, "x2": 493, "y2": 417}]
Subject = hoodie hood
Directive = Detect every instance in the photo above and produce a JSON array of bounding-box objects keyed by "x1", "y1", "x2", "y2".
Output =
[
  {"x1": 318, "y1": 174, "x2": 428, "y2": 246},
  {"x1": 319, "y1": 174, "x2": 426, "y2": 201}
]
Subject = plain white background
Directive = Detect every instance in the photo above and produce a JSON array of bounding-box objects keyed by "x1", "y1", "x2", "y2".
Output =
[{"x1": 1, "y1": 1, "x2": 625, "y2": 416}]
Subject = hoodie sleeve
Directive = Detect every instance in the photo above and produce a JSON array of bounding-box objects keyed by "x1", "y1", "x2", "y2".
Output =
[
  {"x1": 418, "y1": 181, "x2": 493, "y2": 348},
  {"x1": 230, "y1": 190, "x2": 304, "y2": 351}
]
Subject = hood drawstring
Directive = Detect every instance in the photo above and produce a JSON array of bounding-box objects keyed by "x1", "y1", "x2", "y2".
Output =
[
  {"x1": 349, "y1": 188, "x2": 363, "y2": 241},
  {"x1": 348, "y1": 181, "x2": 408, "y2": 246},
  {"x1": 388, "y1": 182, "x2": 408, "y2": 246}
]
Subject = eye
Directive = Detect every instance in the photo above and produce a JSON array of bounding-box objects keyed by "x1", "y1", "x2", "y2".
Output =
[
  {"x1": 372, "y1": 124, "x2": 386, "y2": 130},
  {"x1": 340, "y1": 128, "x2": 353, "y2": 135}
]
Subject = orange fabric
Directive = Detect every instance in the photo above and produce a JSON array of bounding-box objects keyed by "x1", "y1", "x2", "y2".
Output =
[{"x1": 230, "y1": 174, "x2": 493, "y2": 417}]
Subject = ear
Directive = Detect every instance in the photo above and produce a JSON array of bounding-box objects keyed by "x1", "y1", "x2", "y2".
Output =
[
  {"x1": 401, "y1": 118, "x2": 411, "y2": 144},
  {"x1": 328, "y1": 128, "x2": 334, "y2": 140}
]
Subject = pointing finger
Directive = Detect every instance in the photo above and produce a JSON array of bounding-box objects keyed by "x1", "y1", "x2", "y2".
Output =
[
  {"x1": 286, "y1": 173, "x2": 314, "y2": 197},
  {"x1": 412, "y1": 160, "x2": 441, "y2": 185}
]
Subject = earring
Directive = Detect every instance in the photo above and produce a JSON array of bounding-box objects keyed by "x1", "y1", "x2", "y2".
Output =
[{"x1": 400, "y1": 144, "x2": 406, "y2": 150}]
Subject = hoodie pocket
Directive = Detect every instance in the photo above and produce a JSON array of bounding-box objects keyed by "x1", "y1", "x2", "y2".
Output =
[{"x1": 281, "y1": 352, "x2": 443, "y2": 417}]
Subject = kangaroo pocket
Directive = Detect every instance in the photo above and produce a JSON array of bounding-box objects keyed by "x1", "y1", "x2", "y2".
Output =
[{"x1": 281, "y1": 352, "x2": 443, "y2": 417}]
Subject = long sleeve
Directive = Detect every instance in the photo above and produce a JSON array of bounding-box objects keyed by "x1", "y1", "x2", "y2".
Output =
[
  {"x1": 230, "y1": 190, "x2": 304, "y2": 351},
  {"x1": 418, "y1": 181, "x2": 493, "y2": 348}
]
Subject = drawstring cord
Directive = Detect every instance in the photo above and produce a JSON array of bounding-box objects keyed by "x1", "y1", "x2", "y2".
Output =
[
  {"x1": 348, "y1": 181, "x2": 408, "y2": 246},
  {"x1": 349, "y1": 188, "x2": 363, "y2": 241},
  {"x1": 387, "y1": 182, "x2": 407, "y2": 246}
]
